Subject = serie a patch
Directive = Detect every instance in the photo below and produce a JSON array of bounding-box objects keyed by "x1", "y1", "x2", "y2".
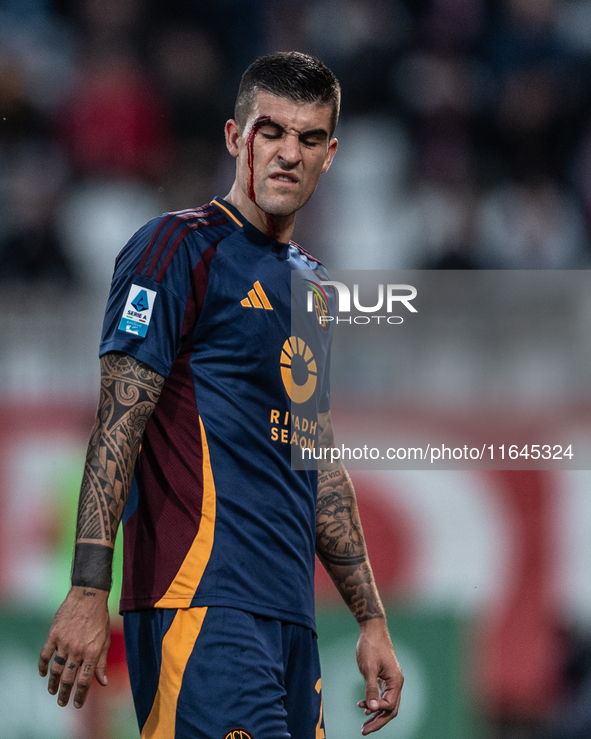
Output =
[{"x1": 118, "y1": 284, "x2": 157, "y2": 337}]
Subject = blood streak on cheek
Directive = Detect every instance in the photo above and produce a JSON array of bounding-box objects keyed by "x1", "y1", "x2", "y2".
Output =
[
  {"x1": 246, "y1": 115, "x2": 282, "y2": 242},
  {"x1": 246, "y1": 116, "x2": 270, "y2": 204}
]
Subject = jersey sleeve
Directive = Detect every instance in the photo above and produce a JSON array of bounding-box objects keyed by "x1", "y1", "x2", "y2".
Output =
[
  {"x1": 99, "y1": 217, "x2": 194, "y2": 378},
  {"x1": 318, "y1": 344, "x2": 331, "y2": 413},
  {"x1": 315, "y1": 264, "x2": 334, "y2": 414}
]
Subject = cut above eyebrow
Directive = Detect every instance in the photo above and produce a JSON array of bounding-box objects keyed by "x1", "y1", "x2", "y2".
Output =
[{"x1": 259, "y1": 119, "x2": 329, "y2": 140}]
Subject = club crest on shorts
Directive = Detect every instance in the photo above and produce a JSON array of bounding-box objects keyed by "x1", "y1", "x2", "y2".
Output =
[
  {"x1": 223, "y1": 729, "x2": 253, "y2": 739},
  {"x1": 118, "y1": 284, "x2": 157, "y2": 337}
]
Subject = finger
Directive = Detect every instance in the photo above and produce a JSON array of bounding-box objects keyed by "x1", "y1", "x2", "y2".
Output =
[
  {"x1": 361, "y1": 709, "x2": 395, "y2": 735},
  {"x1": 56, "y1": 659, "x2": 81, "y2": 707},
  {"x1": 364, "y1": 673, "x2": 381, "y2": 713},
  {"x1": 359, "y1": 695, "x2": 391, "y2": 712},
  {"x1": 47, "y1": 652, "x2": 69, "y2": 695},
  {"x1": 361, "y1": 690, "x2": 403, "y2": 734},
  {"x1": 359, "y1": 676, "x2": 403, "y2": 714},
  {"x1": 358, "y1": 699, "x2": 385, "y2": 716},
  {"x1": 39, "y1": 635, "x2": 58, "y2": 677},
  {"x1": 94, "y1": 640, "x2": 109, "y2": 687},
  {"x1": 376, "y1": 686, "x2": 400, "y2": 712},
  {"x1": 73, "y1": 660, "x2": 96, "y2": 709},
  {"x1": 73, "y1": 637, "x2": 108, "y2": 710}
]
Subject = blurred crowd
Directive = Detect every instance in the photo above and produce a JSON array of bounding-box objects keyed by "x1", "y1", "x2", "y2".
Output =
[{"x1": 2, "y1": 0, "x2": 591, "y2": 289}]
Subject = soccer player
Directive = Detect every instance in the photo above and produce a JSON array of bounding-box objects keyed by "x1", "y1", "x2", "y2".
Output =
[{"x1": 38, "y1": 52, "x2": 403, "y2": 738}]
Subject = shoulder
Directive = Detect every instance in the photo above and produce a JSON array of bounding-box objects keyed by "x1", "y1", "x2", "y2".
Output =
[
  {"x1": 288, "y1": 241, "x2": 332, "y2": 284},
  {"x1": 289, "y1": 240, "x2": 325, "y2": 268},
  {"x1": 114, "y1": 203, "x2": 234, "y2": 279}
]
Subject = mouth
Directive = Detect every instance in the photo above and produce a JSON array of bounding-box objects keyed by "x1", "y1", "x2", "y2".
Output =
[{"x1": 269, "y1": 172, "x2": 299, "y2": 185}]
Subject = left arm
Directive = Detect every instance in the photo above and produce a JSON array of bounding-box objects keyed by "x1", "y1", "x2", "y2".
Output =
[{"x1": 315, "y1": 411, "x2": 404, "y2": 735}]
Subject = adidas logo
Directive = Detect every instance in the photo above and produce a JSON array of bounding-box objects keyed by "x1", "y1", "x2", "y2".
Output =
[{"x1": 240, "y1": 281, "x2": 273, "y2": 310}]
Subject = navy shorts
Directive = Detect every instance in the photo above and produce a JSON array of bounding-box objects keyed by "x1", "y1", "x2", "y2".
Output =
[{"x1": 124, "y1": 606, "x2": 326, "y2": 739}]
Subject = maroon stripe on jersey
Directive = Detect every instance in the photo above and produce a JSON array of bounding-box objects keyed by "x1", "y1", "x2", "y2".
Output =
[
  {"x1": 144, "y1": 207, "x2": 218, "y2": 279},
  {"x1": 192, "y1": 242, "x2": 219, "y2": 315},
  {"x1": 154, "y1": 217, "x2": 225, "y2": 283},
  {"x1": 121, "y1": 278, "x2": 205, "y2": 607},
  {"x1": 136, "y1": 213, "x2": 176, "y2": 275},
  {"x1": 135, "y1": 205, "x2": 215, "y2": 276},
  {"x1": 148, "y1": 222, "x2": 193, "y2": 280},
  {"x1": 135, "y1": 207, "x2": 201, "y2": 275}
]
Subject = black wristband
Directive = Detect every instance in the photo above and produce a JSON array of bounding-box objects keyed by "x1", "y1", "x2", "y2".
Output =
[{"x1": 71, "y1": 543, "x2": 113, "y2": 592}]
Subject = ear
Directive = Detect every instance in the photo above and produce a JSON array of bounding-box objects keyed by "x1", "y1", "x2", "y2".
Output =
[
  {"x1": 321, "y1": 137, "x2": 338, "y2": 174},
  {"x1": 225, "y1": 119, "x2": 242, "y2": 158}
]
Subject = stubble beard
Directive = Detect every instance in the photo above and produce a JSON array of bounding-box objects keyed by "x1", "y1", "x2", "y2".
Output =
[
  {"x1": 257, "y1": 169, "x2": 321, "y2": 219},
  {"x1": 253, "y1": 184, "x2": 302, "y2": 219}
]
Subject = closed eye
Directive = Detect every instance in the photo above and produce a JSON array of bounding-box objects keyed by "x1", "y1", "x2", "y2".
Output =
[{"x1": 300, "y1": 128, "x2": 329, "y2": 147}]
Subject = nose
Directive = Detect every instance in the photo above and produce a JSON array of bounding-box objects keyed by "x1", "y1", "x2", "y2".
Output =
[{"x1": 277, "y1": 133, "x2": 302, "y2": 166}]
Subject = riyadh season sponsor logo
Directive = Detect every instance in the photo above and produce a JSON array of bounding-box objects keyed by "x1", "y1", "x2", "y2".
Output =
[
  {"x1": 306, "y1": 280, "x2": 417, "y2": 325},
  {"x1": 280, "y1": 336, "x2": 317, "y2": 404}
]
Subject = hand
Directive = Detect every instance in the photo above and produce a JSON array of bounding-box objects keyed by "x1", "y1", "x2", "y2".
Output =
[
  {"x1": 356, "y1": 619, "x2": 403, "y2": 735},
  {"x1": 38, "y1": 586, "x2": 110, "y2": 709}
]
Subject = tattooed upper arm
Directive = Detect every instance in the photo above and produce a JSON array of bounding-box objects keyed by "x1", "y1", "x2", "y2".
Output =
[{"x1": 75, "y1": 352, "x2": 164, "y2": 547}]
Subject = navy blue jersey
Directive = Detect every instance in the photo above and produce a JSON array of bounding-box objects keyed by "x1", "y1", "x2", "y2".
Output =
[{"x1": 99, "y1": 197, "x2": 332, "y2": 630}]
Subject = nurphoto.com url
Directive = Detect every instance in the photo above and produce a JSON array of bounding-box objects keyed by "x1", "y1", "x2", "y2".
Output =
[{"x1": 301, "y1": 443, "x2": 575, "y2": 465}]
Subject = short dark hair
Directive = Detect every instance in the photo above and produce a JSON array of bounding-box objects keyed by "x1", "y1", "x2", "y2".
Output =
[{"x1": 235, "y1": 51, "x2": 341, "y2": 136}]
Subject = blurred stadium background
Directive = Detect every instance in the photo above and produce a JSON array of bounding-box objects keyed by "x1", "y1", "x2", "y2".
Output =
[{"x1": 3, "y1": 0, "x2": 591, "y2": 737}]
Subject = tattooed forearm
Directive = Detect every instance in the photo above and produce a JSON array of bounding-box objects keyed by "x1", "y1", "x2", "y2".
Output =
[
  {"x1": 75, "y1": 352, "x2": 164, "y2": 548},
  {"x1": 316, "y1": 467, "x2": 386, "y2": 623},
  {"x1": 316, "y1": 470, "x2": 365, "y2": 565},
  {"x1": 329, "y1": 561, "x2": 386, "y2": 623}
]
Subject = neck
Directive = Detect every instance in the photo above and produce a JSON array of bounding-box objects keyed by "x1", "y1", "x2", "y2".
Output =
[{"x1": 224, "y1": 184, "x2": 295, "y2": 243}]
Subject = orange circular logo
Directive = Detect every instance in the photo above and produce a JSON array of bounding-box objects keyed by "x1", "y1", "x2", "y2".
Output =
[{"x1": 280, "y1": 336, "x2": 317, "y2": 404}]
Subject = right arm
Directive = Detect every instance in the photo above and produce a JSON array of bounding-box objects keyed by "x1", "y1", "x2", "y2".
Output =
[
  {"x1": 315, "y1": 411, "x2": 403, "y2": 734},
  {"x1": 38, "y1": 352, "x2": 164, "y2": 709}
]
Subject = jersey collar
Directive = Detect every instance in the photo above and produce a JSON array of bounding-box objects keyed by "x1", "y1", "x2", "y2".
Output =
[
  {"x1": 211, "y1": 196, "x2": 244, "y2": 228},
  {"x1": 211, "y1": 196, "x2": 290, "y2": 256}
]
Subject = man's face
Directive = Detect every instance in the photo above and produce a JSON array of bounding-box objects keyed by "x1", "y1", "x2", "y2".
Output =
[{"x1": 226, "y1": 90, "x2": 338, "y2": 219}]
